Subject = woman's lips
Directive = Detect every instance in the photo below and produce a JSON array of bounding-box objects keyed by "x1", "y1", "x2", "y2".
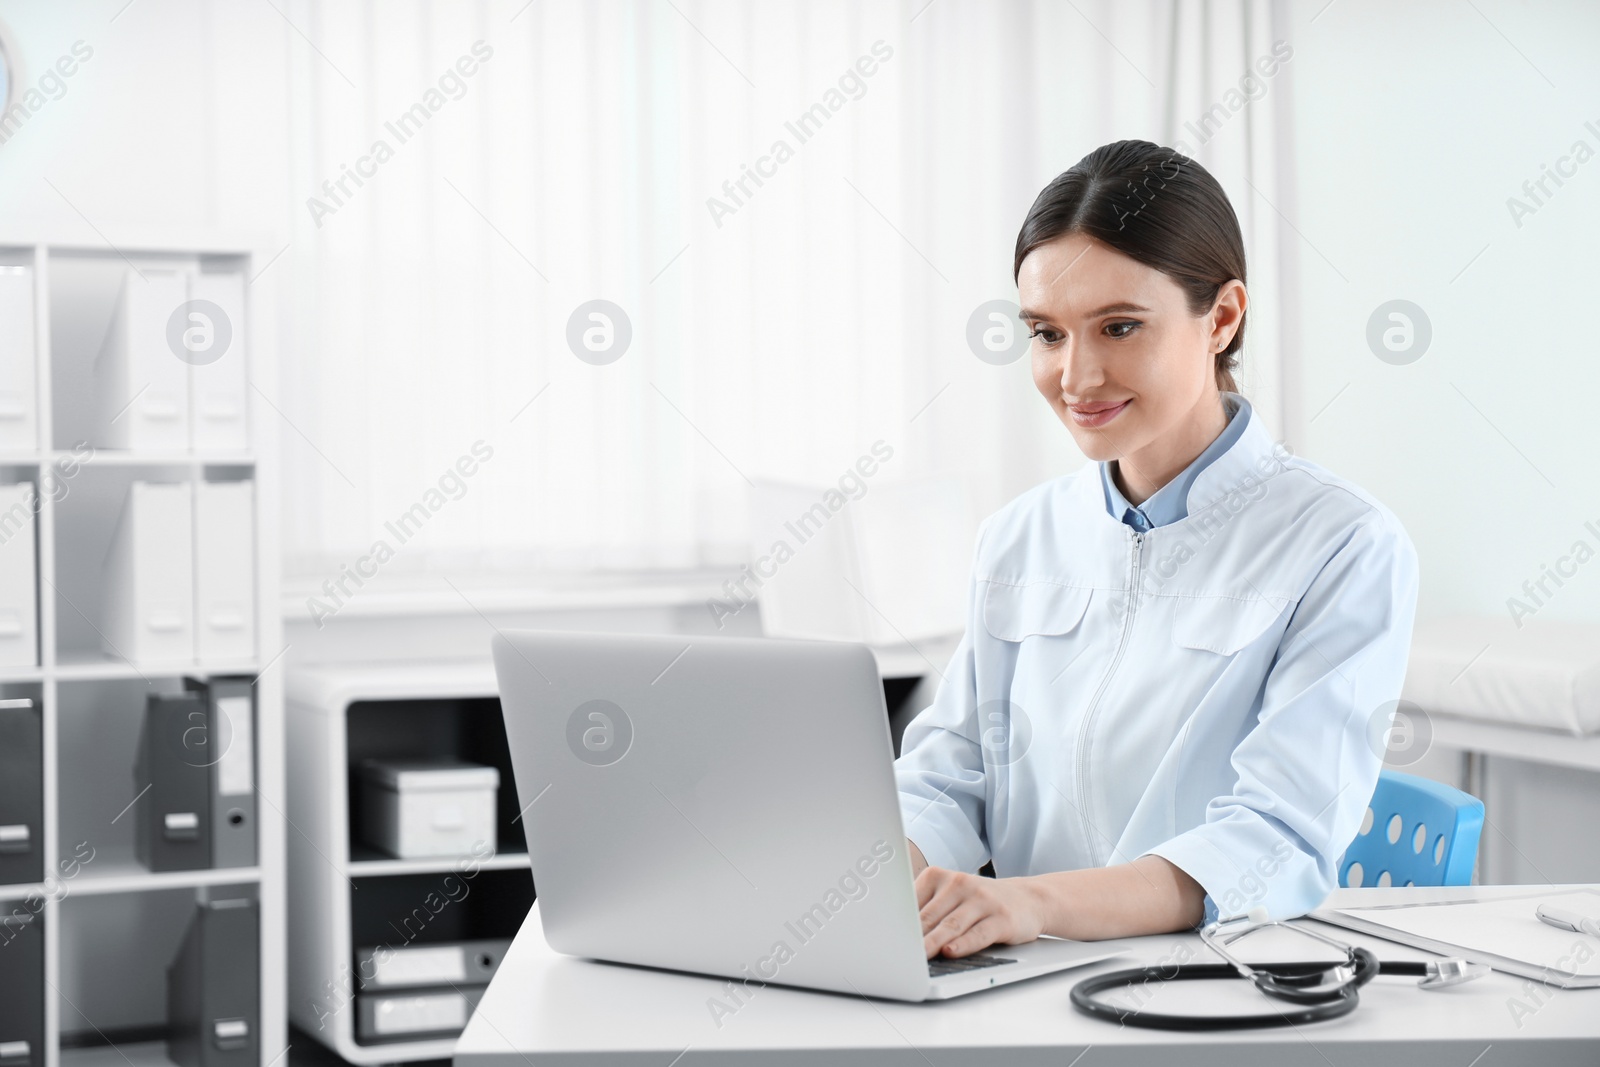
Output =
[{"x1": 1068, "y1": 399, "x2": 1130, "y2": 428}]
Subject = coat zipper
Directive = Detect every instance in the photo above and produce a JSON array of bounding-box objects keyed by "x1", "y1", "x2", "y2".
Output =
[{"x1": 1075, "y1": 526, "x2": 1143, "y2": 867}]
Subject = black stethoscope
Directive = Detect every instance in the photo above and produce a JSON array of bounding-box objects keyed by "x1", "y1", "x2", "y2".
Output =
[{"x1": 1071, "y1": 912, "x2": 1488, "y2": 1030}]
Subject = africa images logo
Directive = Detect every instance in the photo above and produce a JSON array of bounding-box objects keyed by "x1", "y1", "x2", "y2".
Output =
[
  {"x1": 167, "y1": 298, "x2": 233, "y2": 366},
  {"x1": 566, "y1": 699, "x2": 633, "y2": 767}
]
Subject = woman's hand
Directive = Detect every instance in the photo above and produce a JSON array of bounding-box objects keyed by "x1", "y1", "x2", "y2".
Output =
[
  {"x1": 911, "y1": 855, "x2": 1206, "y2": 955},
  {"x1": 915, "y1": 866, "x2": 1049, "y2": 959}
]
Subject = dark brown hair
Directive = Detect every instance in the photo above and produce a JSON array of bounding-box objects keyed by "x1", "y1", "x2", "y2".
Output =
[{"x1": 1013, "y1": 140, "x2": 1247, "y2": 394}]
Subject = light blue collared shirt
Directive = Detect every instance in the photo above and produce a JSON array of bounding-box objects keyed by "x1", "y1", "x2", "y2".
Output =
[
  {"x1": 1101, "y1": 392, "x2": 1247, "y2": 532},
  {"x1": 895, "y1": 388, "x2": 1422, "y2": 925}
]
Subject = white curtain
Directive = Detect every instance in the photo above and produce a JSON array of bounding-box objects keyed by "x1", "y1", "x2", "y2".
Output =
[
  {"x1": 275, "y1": 0, "x2": 1291, "y2": 582},
  {"x1": 1160, "y1": 0, "x2": 1299, "y2": 444}
]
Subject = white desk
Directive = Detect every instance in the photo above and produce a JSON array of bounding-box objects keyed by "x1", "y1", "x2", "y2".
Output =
[{"x1": 454, "y1": 885, "x2": 1600, "y2": 1066}]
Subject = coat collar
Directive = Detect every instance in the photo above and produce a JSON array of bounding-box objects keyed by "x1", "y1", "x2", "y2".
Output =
[
  {"x1": 1099, "y1": 392, "x2": 1247, "y2": 527},
  {"x1": 1072, "y1": 391, "x2": 1288, "y2": 529}
]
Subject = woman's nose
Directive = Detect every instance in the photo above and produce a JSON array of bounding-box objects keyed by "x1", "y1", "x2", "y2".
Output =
[{"x1": 1057, "y1": 340, "x2": 1103, "y2": 395}]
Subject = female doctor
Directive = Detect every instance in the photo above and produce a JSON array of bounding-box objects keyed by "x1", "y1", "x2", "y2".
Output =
[{"x1": 895, "y1": 139, "x2": 1419, "y2": 961}]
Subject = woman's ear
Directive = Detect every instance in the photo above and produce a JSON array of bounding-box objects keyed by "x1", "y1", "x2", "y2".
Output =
[{"x1": 1209, "y1": 280, "x2": 1248, "y2": 350}]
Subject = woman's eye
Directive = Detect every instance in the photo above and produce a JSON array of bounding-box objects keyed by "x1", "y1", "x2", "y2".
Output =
[
  {"x1": 1027, "y1": 327, "x2": 1062, "y2": 345},
  {"x1": 1105, "y1": 321, "x2": 1140, "y2": 339}
]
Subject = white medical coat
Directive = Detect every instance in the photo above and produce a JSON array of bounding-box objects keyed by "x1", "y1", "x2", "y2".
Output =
[{"x1": 894, "y1": 395, "x2": 1420, "y2": 922}]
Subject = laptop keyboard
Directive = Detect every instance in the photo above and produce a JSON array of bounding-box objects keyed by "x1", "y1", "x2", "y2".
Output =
[{"x1": 928, "y1": 952, "x2": 1018, "y2": 977}]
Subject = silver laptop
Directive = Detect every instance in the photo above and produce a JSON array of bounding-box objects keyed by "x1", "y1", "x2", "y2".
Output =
[{"x1": 490, "y1": 629, "x2": 1126, "y2": 1001}]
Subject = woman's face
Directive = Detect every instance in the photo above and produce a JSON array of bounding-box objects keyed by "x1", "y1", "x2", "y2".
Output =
[{"x1": 1018, "y1": 232, "x2": 1244, "y2": 472}]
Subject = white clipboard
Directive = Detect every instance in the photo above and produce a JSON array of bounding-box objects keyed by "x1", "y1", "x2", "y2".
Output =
[{"x1": 1312, "y1": 888, "x2": 1600, "y2": 989}]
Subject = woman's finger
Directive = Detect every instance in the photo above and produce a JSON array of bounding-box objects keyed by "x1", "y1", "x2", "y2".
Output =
[
  {"x1": 936, "y1": 914, "x2": 1009, "y2": 959},
  {"x1": 913, "y1": 863, "x2": 955, "y2": 908},
  {"x1": 916, "y1": 869, "x2": 974, "y2": 933},
  {"x1": 923, "y1": 896, "x2": 992, "y2": 957}
]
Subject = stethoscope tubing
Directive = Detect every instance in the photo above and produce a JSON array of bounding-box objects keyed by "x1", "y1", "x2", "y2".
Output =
[{"x1": 1071, "y1": 947, "x2": 1442, "y2": 1030}]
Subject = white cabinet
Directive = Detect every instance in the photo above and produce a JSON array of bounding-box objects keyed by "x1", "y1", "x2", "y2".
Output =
[{"x1": 287, "y1": 661, "x2": 532, "y2": 1064}]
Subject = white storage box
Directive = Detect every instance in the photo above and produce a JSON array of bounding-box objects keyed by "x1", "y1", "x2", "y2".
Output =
[
  {"x1": 358, "y1": 760, "x2": 499, "y2": 859},
  {"x1": 0, "y1": 483, "x2": 38, "y2": 668}
]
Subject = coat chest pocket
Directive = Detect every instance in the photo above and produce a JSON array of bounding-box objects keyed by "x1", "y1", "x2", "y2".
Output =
[
  {"x1": 1169, "y1": 594, "x2": 1290, "y2": 655},
  {"x1": 980, "y1": 580, "x2": 1093, "y2": 641}
]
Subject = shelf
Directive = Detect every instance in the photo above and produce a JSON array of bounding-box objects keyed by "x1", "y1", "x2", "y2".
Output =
[
  {"x1": 869, "y1": 638, "x2": 958, "y2": 679},
  {"x1": 70, "y1": 848, "x2": 261, "y2": 897},
  {"x1": 0, "y1": 450, "x2": 256, "y2": 466},
  {"x1": 339, "y1": 1038, "x2": 460, "y2": 1065},
  {"x1": 52, "y1": 652, "x2": 261, "y2": 681},
  {"x1": 0, "y1": 879, "x2": 45, "y2": 901},
  {"x1": 347, "y1": 845, "x2": 530, "y2": 877},
  {"x1": 61, "y1": 450, "x2": 256, "y2": 466},
  {"x1": 60, "y1": 1040, "x2": 180, "y2": 1067},
  {"x1": 0, "y1": 664, "x2": 44, "y2": 681}
]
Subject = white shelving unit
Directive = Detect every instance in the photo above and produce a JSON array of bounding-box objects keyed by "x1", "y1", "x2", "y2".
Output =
[
  {"x1": 281, "y1": 653, "x2": 939, "y2": 1062},
  {"x1": 285, "y1": 660, "x2": 532, "y2": 1064},
  {"x1": 0, "y1": 238, "x2": 285, "y2": 1067}
]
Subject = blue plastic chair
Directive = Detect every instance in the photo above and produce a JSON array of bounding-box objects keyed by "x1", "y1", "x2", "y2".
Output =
[{"x1": 1338, "y1": 769, "x2": 1484, "y2": 889}]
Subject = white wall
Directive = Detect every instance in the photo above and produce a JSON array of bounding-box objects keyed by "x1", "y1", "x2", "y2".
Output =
[
  {"x1": 1287, "y1": 0, "x2": 1600, "y2": 626},
  {"x1": 0, "y1": 0, "x2": 290, "y2": 246},
  {"x1": 1285, "y1": 0, "x2": 1600, "y2": 882}
]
